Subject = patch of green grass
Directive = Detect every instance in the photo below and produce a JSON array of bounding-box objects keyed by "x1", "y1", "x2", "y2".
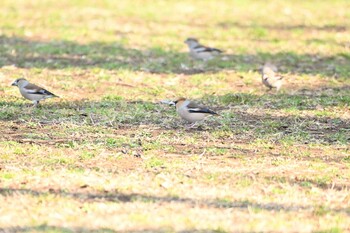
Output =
[
  {"x1": 102, "y1": 95, "x2": 124, "y2": 102},
  {"x1": 300, "y1": 181, "x2": 312, "y2": 188},
  {"x1": 145, "y1": 157, "x2": 166, "y2": 169},
  {"x1": 343, "y1": 156, "x2": 350, "y2": 163},
  {"x1": 236, "y1": 176, "x2": 253, "y2": 188},
  {"x1": 326, "y1": 131, "x2": 349, "y2": 145},
  {"x1": 313, "y1": 205, "x2": 330, "y2": 217},
  {"x1": 1, "y1": 172, "x2": 15, "y2": 179},
  {"x1": 218, "y1": 93, "x2": 258, "y2": 105},
  {"x1": 315, "y1": 227, "x2": 343, "y2": 233},
  {"x1": 249, "y1": 26, "x2": 268, "y2": 39},
  {"x1": 79, "y1": 151, "x2": 96, "y2": 160}
]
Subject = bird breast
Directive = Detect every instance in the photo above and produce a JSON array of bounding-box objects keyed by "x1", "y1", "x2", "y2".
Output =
[{"x1": 177, "y1": 105, "x2": 207, "y2": 123}]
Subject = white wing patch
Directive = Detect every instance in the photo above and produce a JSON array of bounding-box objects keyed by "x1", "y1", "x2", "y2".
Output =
[{"x1": 24, "y1": 87, "x2": 51, "y2": 96}]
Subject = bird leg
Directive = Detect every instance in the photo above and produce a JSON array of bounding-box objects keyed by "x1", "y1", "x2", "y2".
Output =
[
  {"x1": 189, "y1": 58, "x2": 195, "y2": 68},
  {"x1": 187, "y1": 122, "x2": 200, "y2": 129},
  {"x1": 266, "y1": 87, "x2": 272, "y2": 92},
  {"x1": 33, "y1": 100, "x2": 40, "y2": 107}
]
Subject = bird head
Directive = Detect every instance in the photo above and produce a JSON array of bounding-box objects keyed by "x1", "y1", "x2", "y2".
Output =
[
  {"x1": 184, "y1": 38, "x2": 199, "y2": 46},
  {"x1": 173, "y1": 97, "x2": 187, "y2": 108},
  {"x1": 11, "y1": 78, "x2": 27, "y2": 87}
]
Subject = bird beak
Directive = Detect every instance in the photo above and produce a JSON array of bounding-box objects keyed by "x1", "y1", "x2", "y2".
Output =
[
  {"x1": 11, "y1": 82, "x2": 17, "y2": 86},
  {"x1": 169, "y1": 101, "x2": 176, "y2": 106}
]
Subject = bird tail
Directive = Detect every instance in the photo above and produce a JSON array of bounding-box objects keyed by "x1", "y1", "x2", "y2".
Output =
[
  {"x1": 51, "y1": 93, "x2": 60, "y2": 98},
  {"x1": 208, "y1": 110, "x2": 219, "y2": 115}
]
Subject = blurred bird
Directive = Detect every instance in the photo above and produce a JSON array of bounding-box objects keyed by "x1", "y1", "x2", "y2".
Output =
[
  {"x1": 261, "y1": 63, "x2": 283, "y2": 91},
  {"x1": 184, "y1": 38, "x2": 223, "y2": 61},
  {"x1": 11, "y1": 78, "x2": 59, "y2": 106},
  {"x1": 170, "y1": 98, "x2": 218, "y2": 125}
]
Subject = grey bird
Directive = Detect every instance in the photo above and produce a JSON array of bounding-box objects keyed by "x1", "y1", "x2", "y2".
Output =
[
  {"x1": 11, "y1": 78, "x2": 59, "y2": 106},
  {"x1": 184, "y1": 38, "x2": 223, "y2": 61},
  {"x1": 261, "y1": 63, "x2": 283, "y2": 91},
  {"x1": 171, "y1": 98, "x2": 218, "y2": 124}
]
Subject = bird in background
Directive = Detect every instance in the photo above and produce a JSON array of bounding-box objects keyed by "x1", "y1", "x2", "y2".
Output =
[
  {"x1": 11, "y1": 78, "x2": 59, "y2": 106},
  {"x1": 169, "y1": 97, "x2": 218, "y2": 127},
  {"x1": 184, "y1": 38, "x2": 223, "y2": 61},
  {"x1": 261, "y1": 63, "x2": 284, "y2": 92}
]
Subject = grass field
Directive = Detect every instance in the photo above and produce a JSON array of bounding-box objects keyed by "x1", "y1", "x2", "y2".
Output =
[{"x1": 0, "y1": 0, "x2": 350, "y2": 232}]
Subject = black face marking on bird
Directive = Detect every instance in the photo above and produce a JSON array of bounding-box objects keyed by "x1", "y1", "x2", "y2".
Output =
[{"x1": 174, "y1": 98, "x2": 186, "y2": 104}]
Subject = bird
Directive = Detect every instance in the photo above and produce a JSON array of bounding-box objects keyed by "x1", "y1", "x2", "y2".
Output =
[
  {"x1": 170, "y1": 98, "x2": 218, "y2": 125},
  {"x1": 11, "y1": 78, "x2": 59, "y2": 106},
  {"x1": 184, "y1": 38, "x2": 223, "y2": 61},
  {"x1": 261, "y1": 63, "x2": 284, "y2": 91}
]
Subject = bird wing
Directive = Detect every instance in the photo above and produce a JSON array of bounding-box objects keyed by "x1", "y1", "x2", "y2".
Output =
[
  {"x1": 269, "y1": 73, "x2": 284, "y2": 81},
  {"x1": 187, "y1": 101, "x2": 217, "y2": 115},
  {"x1": 193, "y1": 45, "x2": 223, "y2": 53},
  {"x1": 23, "y1": 83, "x2": 57, "y2": 96}
]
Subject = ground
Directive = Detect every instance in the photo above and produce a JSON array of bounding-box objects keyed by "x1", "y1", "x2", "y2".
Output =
[{"x1": 0, "y1": 0, "x2": 350, "y2": 232}]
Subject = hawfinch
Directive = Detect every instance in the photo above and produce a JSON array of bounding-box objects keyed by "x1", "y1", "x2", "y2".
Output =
[
  {"x1": 11, "y1": 78, "x2": 59, "y2": 106},
  {"x1": 184, "y1": 38, "x2": 223, "y2": 61},
  {"x1": 261, "y1": 63, "x2": 283, "y2": 91},
  {"x1": 172, "y1": 98, "x2": 218, "y2": 123}
]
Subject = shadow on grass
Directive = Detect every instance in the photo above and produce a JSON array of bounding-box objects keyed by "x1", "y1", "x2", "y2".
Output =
[
  {"x1": 0, "y1": 90, "x2": 349, "y2": 146},
  {"x1": 212, "y1": 88, "x2": 350, "y2": 110},
  {"x1": 0, "y1": 226, "x2": 220, "y2": 233},
  {"x1": 0, "y1": 35, "x2": 197, "y2": 74},
  {"x1": 0, "y1": 188, "x2": 349, "y2": 217},
  {"x1": 1, "y1": 36, "x2": 349, "y2": 77},
  {"x1": 1, "y1": 85, "x2": 349, "y2": 112},
  {"x1": 0, "y1": 225, "x2": 235, "y2": 233},
  {"x1": 0, "y1": 99, "x2": 177, "y2": 127},
  {"x1": 264, "y1": 175, "x2": 350, "y2": 192},
  {"x1": 0, "y1": 225, "x2": 275, "y2": 233},
  {"x1": 217, "y1": 21, "x2": 348, "y2": 32},
  {"x1": 0, "y1": 226, "x2": 121, "y2": 233}
]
